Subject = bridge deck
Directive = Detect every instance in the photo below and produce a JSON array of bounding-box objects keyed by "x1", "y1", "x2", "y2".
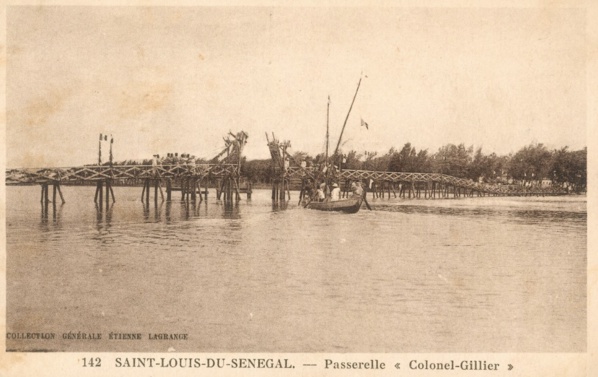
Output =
[
  {"x1": 6, "y1": 164, "x2": 239, "y2": 184},
  {"x1": 6, "y1": 164, "x2": 567, "y2": 196},
  {"x1": 284, "y1": 167, "x2": 567, "y2": 196}
]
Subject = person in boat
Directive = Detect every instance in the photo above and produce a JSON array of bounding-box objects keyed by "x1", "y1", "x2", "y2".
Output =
[
  {"x1": 351, "y1": 181, "x2": 364, "y2": 197},
  {"x1": 330, "y1": 183, "x2": 341, "y2": 201},
  {"x1": 315, "y1": 183, "x2": 326, "y2": 202}
]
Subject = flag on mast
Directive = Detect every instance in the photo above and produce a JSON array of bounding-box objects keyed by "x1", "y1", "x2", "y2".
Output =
[
  {"x1": 360, "y1": 118, "x2": 369, "y2": 130},
  {"x1": 109, "y1": 134, "x2": 113, "y2": 165}
]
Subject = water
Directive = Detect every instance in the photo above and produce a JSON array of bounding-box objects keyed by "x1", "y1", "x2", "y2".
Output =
[{"x1": 6, "y1": 186, "x2": 586, "y2": 352}]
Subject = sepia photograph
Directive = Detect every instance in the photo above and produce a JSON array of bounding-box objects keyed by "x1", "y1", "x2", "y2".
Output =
[{"x1": 1, "y1": 2, "x2": 594, "y2": 374}]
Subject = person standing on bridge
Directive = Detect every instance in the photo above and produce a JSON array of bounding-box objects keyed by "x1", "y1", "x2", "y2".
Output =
[
  {"x1": 152, "y1": 154, "x2": 160, "y2": 177},
  {"x1": 189, "y1": 155, "x2": 198, "y2": 174}
]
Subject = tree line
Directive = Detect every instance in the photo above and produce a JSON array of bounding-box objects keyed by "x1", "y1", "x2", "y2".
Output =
[{"x1": 242, "y1": 143, "x2": 587, "y2": 193}]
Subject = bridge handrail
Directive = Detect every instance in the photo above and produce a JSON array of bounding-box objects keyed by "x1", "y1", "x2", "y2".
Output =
[
  {"x1": 6, "y1": 164, "x2": 240, "y2": 183},
  {"x1": 282, "y1": 167, "x2": 567, "y2": 195}
]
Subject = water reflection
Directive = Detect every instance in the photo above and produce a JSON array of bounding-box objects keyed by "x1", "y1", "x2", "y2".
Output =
[
  {"x1": 8, "y1": 187, "x2": 587, "y2": 352},
  {"x1": 165, "y1": 201, "x2": 172, "y2": 223},
  {"x1": 375, "y1": 203, "x2": 586, "y2": 226},
  {"x1": 95, "y1": 202, "x2": 115, "y2": 232},
  {"x1": 130, "y1": 200, "x2": 231, "y2": 222},
  {"x1": 40, "y1": 201, "x2": 64, "y2": 228},
  {"x1": 222, "y1": 201, "x2": 241, "y2": 219},
  {"x1": 271, "y1": 200, "x2": 289, "y2": 212}
]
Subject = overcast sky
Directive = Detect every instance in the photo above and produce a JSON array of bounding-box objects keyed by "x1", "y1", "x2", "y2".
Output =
[{"x1": 6, "y1": 6, "x2": 587, "y2": 168}]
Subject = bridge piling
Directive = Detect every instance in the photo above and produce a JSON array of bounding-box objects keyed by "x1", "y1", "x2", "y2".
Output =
[
  {"x1": 154, "y1": 180, "x2": 158, "y2": 205},
  {"x1": 109, "y1": 181, "x2": 115, "y2": 203},
  {"x1": 40, "y1": 183, "x2": 48, "y2": 204},
  {"x1": 56, "y1": 183, "x2": 65, "y2": 204},
  {"x1": 106, "y1": 180, "x2": 110, "y2": 207},
  {"x1": 166, "y1": 179, "x2": 172, "y2": 201},
  {"x1": 144, "y1": 179, "x2": 149, "y2": 203},
  {"x1": 98, "y1": 181, "x2": 104, "y2": 205},
  {"x1": 190, "y1": 178, "x2": 196, "y2": 202}
]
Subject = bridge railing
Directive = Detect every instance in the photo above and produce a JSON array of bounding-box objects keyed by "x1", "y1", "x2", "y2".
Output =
[
  {"x1": 281, "y1": 167, "x2": 567, "y2": 195},
  {"x1": 6, "y1": 164, "x2": 239, "y2": 184}
]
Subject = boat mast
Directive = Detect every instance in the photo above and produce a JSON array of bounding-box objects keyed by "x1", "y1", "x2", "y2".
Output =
[
  {"x1": 333, "y1": 76, "x2": 362, "y2": 158},
  {"x1": 325, "y1": 95, "x2": 330, "y2": 164}
]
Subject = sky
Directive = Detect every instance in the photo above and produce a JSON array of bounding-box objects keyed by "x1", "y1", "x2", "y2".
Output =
[{"x1": 6, "y1": 6, "x2": 587, "y2": 168}]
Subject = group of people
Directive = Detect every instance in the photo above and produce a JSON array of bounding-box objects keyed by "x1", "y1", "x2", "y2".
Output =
[{"x1": 312, "y1": 181, "x2": 364, "y2": 202}]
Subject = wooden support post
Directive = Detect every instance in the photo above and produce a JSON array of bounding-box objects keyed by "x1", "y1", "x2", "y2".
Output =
[
  {"x1": 166, "y1": 179, "x2": 172, "y2": 201},
  {"x1": 219, "y1": 179, "x2": 226, "y2": 200},
  {"x1": 109, "y1": 182, "x2": 116, "y2": 203},
  {"x1": 52, "y1": 183, "x2": 57, "y2": 203},
  {"x1": 191, "y1": 178, "x2": 197, "y2": 202},
  {"x1": 158, "y1": 181, "x2": 164, "y2": 202},
  {"x1": 57, "y1": 184, "x2": 65, "y2": 203},
  {"x1": 41, "y1": 184, "x2": 49, "y2": 217},
  {"x1": 105, "y1": 181, "x2": 110, "y2": 210},
  {"x1": 229, "y1": 179, "x2": 232, "y2": 202},
  {"x1": 198, "y1": 178, "x2": 203, "y2": 203},
  {"x1": 234, "y1": 179, "x2": 242, "y2": 201},
  {"x1": 220, "y1": 178, "x2": 227, "y2": 202},
  {"x1": 247, "y1": 181, "x2": 252, "y2": 200},
  {"x1": 141, "y1": 180, "x2": 146, "y2": 202},
  {"x1": 98, "y1": 180, "x2": 104, "y2": 206},
  {"x1": 222, "y1": 179, "x2": 227, "y2": 202},
  {"x1": 298, "y1": 186, "x2": 304, "y2": 204},
  {"x1": 154, "y1": 179, "x2": 158, "y2": 205},
  {"x1": 41, "y1": 184, "x2": 45, "y2": 204},
  {"x1": 106, "y1": 180, "x2": 110, "y2": 205},
  {"x1": 95, "y1": 182, "x2": 100, "y2": 203},
  {"x1": 145, "y1": 179, "x2": 150, "y2": 204}
]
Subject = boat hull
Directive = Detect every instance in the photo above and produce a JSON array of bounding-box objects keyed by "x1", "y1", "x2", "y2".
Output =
[{"x1": 305, "y1": 196, "x2": 363, "y2": 213}]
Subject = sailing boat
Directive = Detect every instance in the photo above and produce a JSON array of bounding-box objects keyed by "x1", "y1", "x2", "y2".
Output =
[
  {"x1": 305, "y1": 193, "x2": 364, "y2": 213},
  {"x1": 305, "y1": 77, "x2": 368, "y2": 213}
]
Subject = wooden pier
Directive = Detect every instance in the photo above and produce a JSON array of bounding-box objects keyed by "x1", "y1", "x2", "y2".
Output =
[
  {"x1": 6, "y1": 163, "x2": 244, "y2": 204},
  {"x1": 280, "y1": 166, "x2": 568, "y2": 199},
  {"x1": 6, "y1": 131, "x2": 250, "y2": 208},
  {"x1": 265, "y1": 136, "x2": 568, "y2": 201}
]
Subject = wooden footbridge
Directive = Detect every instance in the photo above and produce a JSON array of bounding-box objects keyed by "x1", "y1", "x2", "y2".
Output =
[
  {"x1": 6, "y1": 131, "x2": 250, "y2": 207},
  {"x1": 288, "y1": 167, "x2": 566, "y2": 199},
  {"x1": 266, "y1": 134, "x2": 567, "y2": 202}
]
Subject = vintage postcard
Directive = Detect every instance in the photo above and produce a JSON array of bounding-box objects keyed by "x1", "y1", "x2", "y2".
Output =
[{"x1": 1, "y1": 1, "x2": 595, "y2": 376}]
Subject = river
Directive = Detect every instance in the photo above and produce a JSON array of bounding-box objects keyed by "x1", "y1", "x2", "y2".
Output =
[{"x1": 5, "y1": 185, "x2": 586, "y2": 352}]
